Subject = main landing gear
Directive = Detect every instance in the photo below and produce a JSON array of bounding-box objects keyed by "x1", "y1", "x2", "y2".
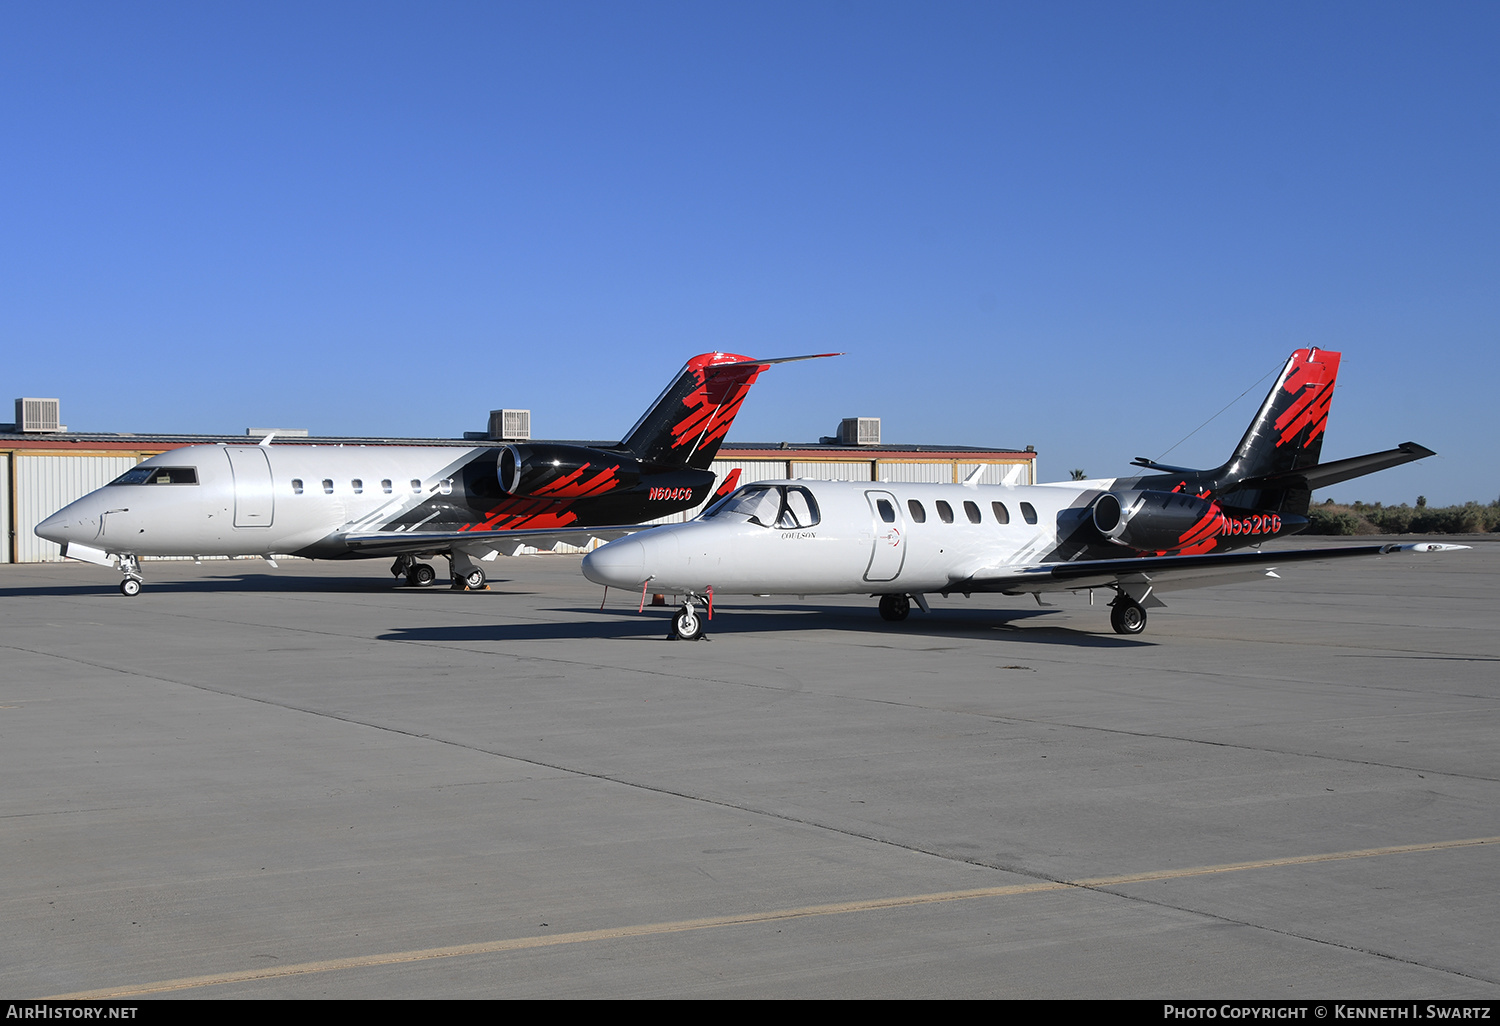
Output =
[
  {"x1": 118, "y1": 554, "x2": 143, "y2": 597},
  {"x1": 668, "y1": 593, "x2": 709, "y2": 641},
  {"x1": 454, "y1": 568, "x2": 486, "y2": 590},
  {"x1": 390, "y1": 555, "x2": 437, "y2": 588},
  {"x1": 1109, "y1": 595, "x2": 1148, "y2": 635},
  {"x1": 878, "y1": 593, "x2": 910, "y2": 621},
  {"x1": 447, "y1": 551, "x2": 489, "y2": 591}
]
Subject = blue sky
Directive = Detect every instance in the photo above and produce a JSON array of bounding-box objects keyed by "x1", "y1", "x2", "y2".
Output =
[{"x1": 3, "y1": 2, "x2": 1495, "y2": 505}]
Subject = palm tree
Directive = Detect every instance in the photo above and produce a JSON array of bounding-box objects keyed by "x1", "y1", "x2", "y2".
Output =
[{"x1": 1070, "y1": 469, "x2": 1087, "y2": 480}]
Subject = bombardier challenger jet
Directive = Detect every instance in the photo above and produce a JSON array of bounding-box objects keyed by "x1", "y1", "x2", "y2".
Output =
[
  {"x1": 582, "y1": 349, "x2": 1463, "y2": 638},
  {"x1": 36, "y1": 351, "x2": 833, "y2": 594}
]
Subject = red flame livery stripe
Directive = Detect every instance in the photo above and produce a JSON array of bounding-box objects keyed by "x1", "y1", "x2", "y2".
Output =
[
  {"x1": 668, "y1": 354, "x2": 765, "y2": 455},
  {"x1": 1274, "y1": 349, "x2": 1340, "y2": 448},
  {"x1": 530, "y1": 463, "x2": 623, "y2": 499},
  {"x1": 713, "y1": 468, "x2": 742, "y2": 499},
  {"x1": 463, "y1": 494, "x2": 582, "y2": 533}
]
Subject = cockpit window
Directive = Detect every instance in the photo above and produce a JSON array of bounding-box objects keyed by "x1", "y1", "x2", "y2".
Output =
[
  {"x1": 703, "y1": 485, "x2": 820, "y2": 529},
  {"x1": 110, "y1": 466, "x2": 198, "y2": 486}
]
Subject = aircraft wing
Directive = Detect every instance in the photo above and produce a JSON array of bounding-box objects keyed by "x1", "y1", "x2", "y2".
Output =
[
  {"x1": 342, "y1": 525, "x2": 645, "y2": 558},
  {"x1": 951, "y1": 542, "x2": 1466, "y2": 596}
]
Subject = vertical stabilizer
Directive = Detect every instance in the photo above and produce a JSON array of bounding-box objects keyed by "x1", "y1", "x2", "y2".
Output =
[
  {"x1": 618, "y1": 353, "x2": 766, "y2": 468},
  {"x1": 1221, "y1": 348, "x2": 1341, "y2": 486}
]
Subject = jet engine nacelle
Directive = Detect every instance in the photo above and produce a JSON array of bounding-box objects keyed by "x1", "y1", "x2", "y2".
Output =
[
  {"x1": 498, "y1": 443, "x2": 642, "y2": 499},
  {"x1": 1092, "y1": 490, "x2": 1222, "y2": 551}
]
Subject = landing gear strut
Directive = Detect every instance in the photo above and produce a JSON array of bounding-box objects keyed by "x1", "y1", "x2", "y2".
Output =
[
  {"x1": 118, "y1": 554, "x2": 143, "y2": 597},
  {"x1": 1110, "y1": 595, "x2": 1147, "y2": 635},
  {"x1": 878, "y1": 593, "x2": 910, "y2": 622}
]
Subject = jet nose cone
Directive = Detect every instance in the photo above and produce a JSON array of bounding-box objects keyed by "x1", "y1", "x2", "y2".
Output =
[
  {"x1": 582, "y1": 539, "x2": 646, "y2": 588},
  {"x1": 35, "y1": 509, "x2": 72, "y2": 544}
]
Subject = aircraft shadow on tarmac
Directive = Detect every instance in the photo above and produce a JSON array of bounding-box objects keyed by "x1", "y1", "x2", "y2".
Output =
[
  {"x1": 379, "y1": 604, "x2": 1149, "y2": 647},
  {"x1": 0, "y1": 574, "x2": 529, "y2": 598}
]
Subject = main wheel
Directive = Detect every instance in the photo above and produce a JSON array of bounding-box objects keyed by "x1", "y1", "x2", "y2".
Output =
[
  {"x1": 463, "y1": 568, "x2": 486, "y2": 589},
  {"x1": 120, "y1": 578, "x2": 142, "y2": 597},
  {"x1": 407, "y1": 562, "x2": 436, "y2": 587},
  {"x1": 1110, "y1": 599, "x2": 1147, "y2": 635},
  {"x1": 672, "y1": 606, "x2": 704, "y2": 641},
  {"x1": 878, "y1": 593, "x2": 910, "y2": 621}
]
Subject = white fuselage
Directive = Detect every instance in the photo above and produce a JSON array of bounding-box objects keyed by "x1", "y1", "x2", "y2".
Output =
[
  {"x1": 35, "y1": 443, "x2": 484, "y2": 559},
  {"x1": 581, "y1": 478, "x2": 1110, "y2": 595}
]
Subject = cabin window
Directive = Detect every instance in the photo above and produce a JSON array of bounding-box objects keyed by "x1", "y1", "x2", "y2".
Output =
[
  {"x1": 704, "y1": 485, "x2": 820, "y2": 529},
  {"x1": 992, "y1": 501, "x2": 1009, "y2": 524},
  {"x1": 109, "y1": 466, "x2": 198, "y2": 486},
  {"x1": 438, "y1": 478, "x2": 454, "y2": 496},
  {"x1": 322, "y1": 479, "x2": 334, "y2": 494},
  {"x1": 1020, "y1": 501, "x2": 1038, "y2": 524},
  {"x1": 936, "y1": 500, "x2": 954, "y2": 523},
  {"x1": 963, "y1": 500, "x2": 981, "y2": 524},
  {"x1": 352, "y1": 479, "x2": 363, "y2": 494},
  {"x1": 381, "y1": 479, "x2": 392, "y2": 494},
  {"x1": 876, "y1": 498, "x2": 897, "y2": 523},
  {"x1": 907, "y1": 499, "x2": 926, "y2": 523},
  {"x1": 411, "y1": 479, "x2": 421, "y2": 493},
  {"x1": 292, "y1": 479, "x2": 304, "y2": 495}
]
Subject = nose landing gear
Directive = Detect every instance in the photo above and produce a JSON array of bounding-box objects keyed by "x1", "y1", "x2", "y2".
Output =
[
  {"x1": 118, "y1": 554, "x2": 143, "y2": 596},
  {"x1": 669, "y1": 592, "x2": 710, "y2": 641}
]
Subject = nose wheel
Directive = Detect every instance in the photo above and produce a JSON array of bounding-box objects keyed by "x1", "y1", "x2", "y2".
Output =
[
  {"x1": 117, "y1": 554, "x2": 143, "y2": 596},
  {"x1": 669, "y1": 593, "x2": 709, "y2": 641},
  {"x1": 671, "y1": 606, "x2": 704, "y2": 641}
]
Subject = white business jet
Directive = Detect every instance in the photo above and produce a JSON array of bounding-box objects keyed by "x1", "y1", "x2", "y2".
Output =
[
  {"x1": 36, "y1": 351, "x2": 834, "y2": 595},
  {"x1": 582, "y1": 349, "x2": 1462, "y2": 637}
]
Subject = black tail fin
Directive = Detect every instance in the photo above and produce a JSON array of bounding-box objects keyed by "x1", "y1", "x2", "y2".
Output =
[
  {"x1": 1224, "y1": 348, "x2": 1341, "y2": 481},
  {"x1": 1128, "y1": 348, "x2": 1433, "y2": 528},
  {"x1": 1215, "y1": 348, "x2": 1341, "y2": 514},
  {"x1": 618, "y1": 352, "x2": 838, "y2": 469}
]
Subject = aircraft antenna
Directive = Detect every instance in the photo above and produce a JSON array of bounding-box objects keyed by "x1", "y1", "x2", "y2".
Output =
[{"x1": 1152, "y1": 363, "x2": 1277, "y2": 462}]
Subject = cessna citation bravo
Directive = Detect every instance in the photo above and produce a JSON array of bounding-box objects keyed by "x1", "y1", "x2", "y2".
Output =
[
  {"x1": 36, "y1": 351, "x2": 834, "y2": 595},
  {"x1": 582, "y1": 349, "x2": 1463, "y2": 638}
]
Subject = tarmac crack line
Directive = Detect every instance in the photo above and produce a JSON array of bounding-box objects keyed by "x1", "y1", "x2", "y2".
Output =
[{"x1": 45, "y1": 836, "x2": 1500, "y2": 999}]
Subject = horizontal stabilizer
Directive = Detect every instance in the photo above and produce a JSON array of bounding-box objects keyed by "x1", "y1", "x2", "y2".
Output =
[
  {"x1": 1232, "y1": 441, "x2": 1436, "y2": 494},
  {"x1": 1130, "y1": 457, "x2": 1208, "y2": 475}
]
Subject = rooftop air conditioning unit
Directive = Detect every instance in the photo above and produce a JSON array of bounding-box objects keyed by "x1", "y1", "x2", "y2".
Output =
[
  {"x1": 16, "y1": 398, "x2": 62, "y2": 433},
  {"x1": 489, "y1": 409, "x2": 531, "y2": 441},
  {"x1": 837, "y1": 417, "x2": 880, "y2": 446}
]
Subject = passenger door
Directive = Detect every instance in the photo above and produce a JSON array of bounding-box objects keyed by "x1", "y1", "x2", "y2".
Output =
[
  {"x1": 863, "y1": 489, "x2": 906, "y2": 582},
  {"x1": 225, "y1": 447, "x2": 275, "y2": 528}
]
